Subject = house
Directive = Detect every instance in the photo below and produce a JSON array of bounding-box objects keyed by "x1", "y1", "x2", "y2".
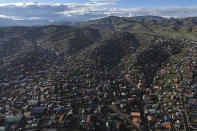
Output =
[
  {"x1": 162, "y1": 122, "x2": 171, "y2": 129},
  {"x1": 154, "y1": 85, "x2": 161, "y2": 90},
  {"x1": 131, "y1": 112, "x2": 142, "y2": 125},
  {"x1": 147, "y1": 115, "x2": 154, "y2": 121},
  {"x1": 131, "y1": 112, "x2": 141, "y2": 117},
  {"x1": 132, "y1": 117, "x2": 142, "y2": 123},
  {"x1": 0, "y1": 127, "x2": 6, "y2": 131},
  {"x1": 149, "y1": 109, "x2": 156, "y2": 114},
  {"x1": 28, "y1": 100, "x2": 39, "y2": 106},
  {"x1": 86, "y1": 115, "x2": 91, "y2": 124},
  {"x1": 5, "y1": 115, "x2": 22, "y2": 123},
  {"x1": 137, "y1": 82, "x2": 142, "y2": 88},
  {"x1": 31, "y1": 107, "x2": 46, "y2": 116}
]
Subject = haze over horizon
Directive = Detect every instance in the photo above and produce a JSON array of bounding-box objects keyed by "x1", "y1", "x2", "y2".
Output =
[{"x1": 0, "y1": 0, "x2": 197, "y2": 22}]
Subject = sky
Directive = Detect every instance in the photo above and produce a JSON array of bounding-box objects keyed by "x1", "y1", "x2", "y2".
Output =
[
  {"x1": 0, "y1": 0, "x2": 197, "y2": 21},
  {"x1": 1, "y1": 0, "x2": 197, "y2": 8}
]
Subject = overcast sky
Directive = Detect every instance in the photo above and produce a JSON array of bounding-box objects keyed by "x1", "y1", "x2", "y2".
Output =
[{"x1": 0, "y1": 0, "x2": 197, "y2": 21}]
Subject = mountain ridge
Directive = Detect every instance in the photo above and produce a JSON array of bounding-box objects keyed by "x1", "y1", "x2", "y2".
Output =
[{"x1": 81, "y1": 16, "x2": 197, "y2": 39}]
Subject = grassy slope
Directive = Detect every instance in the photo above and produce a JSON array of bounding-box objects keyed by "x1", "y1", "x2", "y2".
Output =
[{"x1": 82, "y1": 16, "x2": 197, "y2": 40}]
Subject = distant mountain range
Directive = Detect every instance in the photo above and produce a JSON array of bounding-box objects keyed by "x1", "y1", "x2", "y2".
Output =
[
  {"x1": 1, "y1": 16, "x2": 197, "y2": 39},
  {"x1": 0, "y1": 18, "x2": 78, "y2": 27},
  {"x1": 80, "y1": 16, "x2": 197, "y2": 39}
]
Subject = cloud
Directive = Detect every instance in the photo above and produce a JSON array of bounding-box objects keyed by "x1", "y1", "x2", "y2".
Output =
[
  {"x1": 60, "y1": 6, "x2": 197, "y2": 21},
  {"x1": 0, "y1": 1, "x2": 197, "y2": 22}
]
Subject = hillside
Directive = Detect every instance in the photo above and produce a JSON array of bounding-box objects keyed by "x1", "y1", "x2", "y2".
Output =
[
  {"x1": 0, "y1": 18, "x2": 197, "y2": 131},
  {"x1": 0, "y1": 24, "x2": 193, "y2": 83},
  {"x1": 0, "y1": 25, "x2": 101, "y2": 60},
  {"x1": 82, "y1": 16, "x2": 197, "y2": 39}
]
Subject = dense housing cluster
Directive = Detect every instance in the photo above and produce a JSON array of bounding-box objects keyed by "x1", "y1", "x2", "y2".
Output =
[{"x1": 0, "y1": 31, "x2": 197, "y2": 131}]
